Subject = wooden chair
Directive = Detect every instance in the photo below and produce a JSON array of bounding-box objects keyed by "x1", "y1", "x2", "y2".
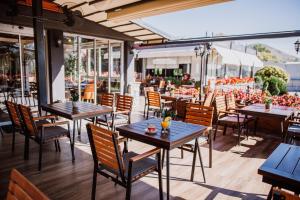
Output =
[
  {"x1": 286, "y1": 114, "x2": 300, "y2": 144},
  {"x1": 18, "y1": 104, "x2": 75, "y2": 171},
  {"x1": 98, "y1": 93, "x2": 114, "y2": 107},
  {"x1": 5, "y1": 101, "x2": 22, "y2": 153},
  {"x1": 143, "y1": 87, "x2": 154, "y2": 117},
  {"x1": 146, "y1": 91, "x2": 172, "y2": 119},
  {"x1": 203, "y1": 91, "x2": 215, "y2": 107},
  {"x1": 213, "y1": 95, "x2": 249, "y2": 145},
  {"x1": 97, "y1": 95, "x2": 133, "y2": 131},
  {"x1": 6, "y1": 169, "x2": 49, "y2": 200},
  {"x1": 180, "y1": 103, "x2": 214, "y2": 182},
  {"x1": 272, "y1": 188, "x2": 300, "y2": 200},
  {"x1": 225, "y1": 93, "x2": 257, "y2": 135},
  {"x1": 86, "y1": 124, "x2": 163, "y2": 200}
]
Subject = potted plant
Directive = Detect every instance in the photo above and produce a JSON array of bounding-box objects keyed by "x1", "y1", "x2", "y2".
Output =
[
  {"x1": 264, "y1": 96, "x2": 273, "y2": 110},
  {"x1": 70, "y1": 90, "x2": 79, "y2": 111}
]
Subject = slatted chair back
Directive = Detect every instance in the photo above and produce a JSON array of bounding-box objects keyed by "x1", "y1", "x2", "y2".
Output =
[
  {"x1": 18, "y1": 104, "x2": 38, "y2": 137},
  {"x1": 144, "y1": 87, "x2": 154, "y2": 98},
  {"x1": 226, "y1": 93, "x2": 236, "y2": 110},
  {"x1": 116, "y1": 95, "x2": 133, "y2": 113},
  {"x1": 147, "y1": 91, "x2": 161, "y2": 108},
  {"x1": 6, "y1": 169, "x2": 49, "y2": 200},
  {"x1": 86, "y1": 124, "x2": 124, "y2": 176},
  {"x1": 5, "y1": 101, "x2": 22, "y2": 127},
  {"x1": 99, "y1": 93, "x2": 114, "y2": 107},
  {"x1": 185, "y1": 103, "x2": 214, "y2": 127},
  {"x1": 214, "y1": 95, "x2": 227, "y2": 114},
  {"x1": 272, "y1": 188, "x2": 300, "y2": 200},
  {"x1": 203, "y1": 92, "x2": 215, "y2": 107}
]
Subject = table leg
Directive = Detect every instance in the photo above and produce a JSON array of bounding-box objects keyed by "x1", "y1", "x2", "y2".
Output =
[
  {"x1": 166, "y1": 150, "x2": 170, "y2": 200},
  {"x1": 72, "y1": 120, "x2": 76, "y2": 145}
]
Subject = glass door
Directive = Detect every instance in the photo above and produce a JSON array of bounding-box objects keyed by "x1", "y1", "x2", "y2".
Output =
[{"x1": 0, "y1": 33, "x2": 22, "y2": 103}]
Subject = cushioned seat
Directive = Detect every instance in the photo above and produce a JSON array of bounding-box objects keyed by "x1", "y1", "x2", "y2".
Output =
[
  {"x1": 37, "y1": 126, "x2": 69, "y2": 142},
  {"x1": 288, "y1": 124, "x2": 300, "y2": 134},
  {"x1": 123, "y1": 151, "x2": 157, "y2": 180}
]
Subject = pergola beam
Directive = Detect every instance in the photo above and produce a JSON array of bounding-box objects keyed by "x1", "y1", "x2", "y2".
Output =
[{"x1": 107, "y1": 0, "x2": 230, "y2": 22}]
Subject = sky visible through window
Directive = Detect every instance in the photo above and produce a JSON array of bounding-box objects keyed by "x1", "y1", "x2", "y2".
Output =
[{"x1": 142, "y1": 0, "x2": 300, "y2": 58}]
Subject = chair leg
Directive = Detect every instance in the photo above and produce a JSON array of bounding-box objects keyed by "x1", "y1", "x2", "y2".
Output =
[
  {"x1": 157, "y1": 152, "x2": 163, "y2": 200},
  {"x1": 214, "y1": 124, "x2": 219, "y2": 141},
  {"x1": 223, "y1": 125, "x2": 227, "y2": 135},
  {"x1": 209, "y1": 132, "x2": 213, "y2": 168},
  {"x1": 146, "y1": 106, "x2": 149, "y2": 119},
  {"x1": 143, "y1": 104, "x2": 147, "y2": 117},
  {"x1": 54, "y1": 140, "x2": 58, "y2": 152},
  {"x1": 69, "y1": 136, "x2": 75, "y2": 161},
  {"x1": 237, "y1": 124, "x2": 241, "y2": 146},
  {"x1": 57, "y1": 140, "x2": 61, "y2": 152},
  {"x1": 91, "y1": 167, "x2": 97, "y2": 200},
  {"x1": 197, "y1": 139, "x2": 206, "y2": 183},
  {"x1": 190, "y1": 141, "x2": 197, "y2": 182},
  {"x1": 78, "y1": 120, "x2": 82, "y2": 136},
  {"x1": 38, "y1": 141, "x2": 43, "y2": 171},
  {"x1": 126, "y1": 163, "x2": 133, "y2": 200},
  {"x1": 12, "y1": 128, "x2": 15, "y2": 152}
]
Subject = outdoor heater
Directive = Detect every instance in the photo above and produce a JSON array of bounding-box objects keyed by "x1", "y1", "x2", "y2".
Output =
[{"x1": 295, "y1": 39, "x2": 300, "y2": 54}]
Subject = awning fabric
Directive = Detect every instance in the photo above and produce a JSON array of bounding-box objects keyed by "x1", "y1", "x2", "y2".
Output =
[
  {"x1": 213, "y1": 46, "x2": 263, "y2": 67},
  {"x1": 138, "y1": 45, "x2": 263, "y2": 68},
  {"x1": 138, "y1": 46, "x2": 195, "y2": 58}
]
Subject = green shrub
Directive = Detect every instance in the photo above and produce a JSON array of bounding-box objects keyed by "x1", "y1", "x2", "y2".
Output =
[
  {"x1": 255, "y1": 66, "x2": 289, "y2": 83},
  {"x1": 255, "y1": 66, "x2": 289, "y2": 96}
]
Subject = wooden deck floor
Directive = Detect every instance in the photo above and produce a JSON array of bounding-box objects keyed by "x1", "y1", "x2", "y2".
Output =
[{"x1": 0, "y1": 99, "x2": 280, "y2": 200}]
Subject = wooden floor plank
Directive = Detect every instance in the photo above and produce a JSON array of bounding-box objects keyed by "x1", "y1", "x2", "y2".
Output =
[{"x1": 0, "y1": 98, "x2": 278, "y2": 200}]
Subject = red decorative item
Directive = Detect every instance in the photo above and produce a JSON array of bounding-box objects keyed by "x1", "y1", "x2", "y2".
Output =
[{"x1": 17, "y1": 0, "x2": 63, "y2": 13}]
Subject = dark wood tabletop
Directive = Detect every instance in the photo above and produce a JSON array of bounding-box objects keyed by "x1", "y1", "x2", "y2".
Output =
[
  {"x1": 41, "y1": 102, "x2": 113, "y2": 120},
  {"x1": 161, "y1": 94, "x2": 194, "y2": 101},
  {"x1": 239, "y1": 103, "x2": 295, "y2": 120},
  {"x1": 116, "y1": 118, "x2": 207, "y2": 150},
  {"x1": 258, "y1": 143, "x2": 300, "y2": 193}
]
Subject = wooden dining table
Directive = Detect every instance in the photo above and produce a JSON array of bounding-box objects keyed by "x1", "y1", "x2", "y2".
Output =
[
  {"x1": 116, "y1": 118, "x2": 207, "y2": 200},
  {"x1": 41, "y1": 102, "x2": 113, "y2": 144},
  {"x1": 258, "y1": 143, "x2": 300, "y2": 199},
  {"x1": 239, "y1": 103, "x2": 295, "y2": 141},
  {"x1": 161, "y1": 94, "x2": 195, "y2": 118}
]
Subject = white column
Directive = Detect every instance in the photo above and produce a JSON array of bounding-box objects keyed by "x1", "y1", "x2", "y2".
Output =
[
  {"x1": 87, "y1": 48, "x2": 91, "y2": 77},
  {"x1": 120, "y1": 42, "x2": 124, "y2": 94},
  {"x1": 98, "y1": 47, "x2": 102, "y2": 77}
]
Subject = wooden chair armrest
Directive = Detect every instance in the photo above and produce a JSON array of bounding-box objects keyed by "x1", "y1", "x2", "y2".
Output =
[
  {"x1": 289, "y1": 120, "x2": 300, "y2": 125},
  {"x1": 114, "y1": 110, "x2": 130, "y2": 115},
  {"x1": 130, "y1": 148, "x2": 161, "y2": 162},
  {"x1": 117, "y1": 136, "x2": 128, "y2": 144},
  {"x1": 162, "y1": 101, "x2": 173, "y2": 104},
  {"x1": 219, "y1": 111, "x2": 239, "y2": 116},
  {"x1": 33, "y1": 115, "x2": 56, "y2": 121},
  {"x1": 227, "y1": 107, "x2": 240, "y2": 112},
  {"x1": 41, "y1": 121, "x2": 69, "y2": 127}
]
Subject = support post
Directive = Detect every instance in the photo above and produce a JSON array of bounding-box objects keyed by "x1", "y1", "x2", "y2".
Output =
[{"x1": 32, "y1": 0, "x2": 48, "y2": 109}]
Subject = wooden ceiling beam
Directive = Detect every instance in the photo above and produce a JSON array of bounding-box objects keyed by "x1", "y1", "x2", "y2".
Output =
[{"x1": 107, "y1": 0, "x2": 231, "y2": 22}]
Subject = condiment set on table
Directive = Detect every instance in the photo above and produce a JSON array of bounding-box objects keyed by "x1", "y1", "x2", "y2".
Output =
[{"x1": 145, "y1": 117, "x2": 172, "y2": 136}]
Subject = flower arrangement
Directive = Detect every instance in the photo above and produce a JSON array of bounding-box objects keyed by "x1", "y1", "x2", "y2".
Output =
[{"x1": 216, "y1": 89, "x2": 300, "y2": 110}]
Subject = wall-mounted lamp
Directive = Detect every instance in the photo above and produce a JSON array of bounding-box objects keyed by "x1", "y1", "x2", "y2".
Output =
[{"x1": 55, "y1": 38, "x2": 62, "y2": 47}]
